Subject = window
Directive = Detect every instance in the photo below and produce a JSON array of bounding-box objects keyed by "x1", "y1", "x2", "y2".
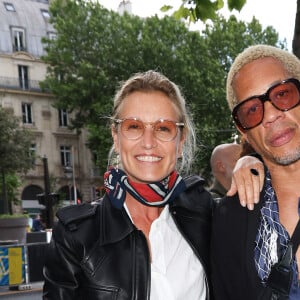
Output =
[
  {"x1": 29, "y1": 143, "x2": 36, "y2": 165},
  {"x1": 18, "y1": 65, "x2": 29, "y2": 89},
  {"x1": 12, "y1": 27, "x2": 26, "y2": 51},
  {"x1": 59, "y1": 109, "x2": 68, "y2": 127},
  {"x1": 48, "y1": 32, "x2": 56, "y2": 40},
  {"x1": 4, "y1": 2, "x2": 15, "y2": 11},
  {"x1": 22, "y1": 103, "x2": 32, "y2": 124},
  {"x1": 41, "y1": 9, "x2": 50, "y2": 19},
  {"x1": 60, "y1": 146, "x2": 71, "y2": 166}
]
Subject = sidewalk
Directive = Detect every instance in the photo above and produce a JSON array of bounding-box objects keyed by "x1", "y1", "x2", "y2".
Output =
[{"x1": 0, "y1": 281, "x2": 43, "y2": 299}]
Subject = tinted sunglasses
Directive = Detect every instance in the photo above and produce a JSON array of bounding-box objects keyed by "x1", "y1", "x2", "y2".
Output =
[
  {"x1": 232, "y1": 78, "x2": 300, "y2": 131},
  {"x1": 114, "y1": 118, "x2": 185, "y2": 142}
]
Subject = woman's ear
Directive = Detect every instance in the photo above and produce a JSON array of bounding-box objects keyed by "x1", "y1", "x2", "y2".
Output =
[
  {"x1": 177, "y1": 132, "x2": 185, "y2": 157},
  {"x1": 111, "y1": 126, "x2": 119, "y2": 153}
]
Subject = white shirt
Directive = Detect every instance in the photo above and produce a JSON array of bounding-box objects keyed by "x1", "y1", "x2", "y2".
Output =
[{"x1": 125, "y1": 204, "x2": 206, "y2": 300}]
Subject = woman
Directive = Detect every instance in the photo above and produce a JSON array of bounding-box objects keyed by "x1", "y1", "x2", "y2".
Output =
[{"x1": 43, "y1": 70, "x2": 262, "y2": 300}]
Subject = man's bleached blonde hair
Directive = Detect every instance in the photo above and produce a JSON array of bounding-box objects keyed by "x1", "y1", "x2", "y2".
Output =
[{"x1": 227, "y1": 44, "x2": 300, "y2": 111}]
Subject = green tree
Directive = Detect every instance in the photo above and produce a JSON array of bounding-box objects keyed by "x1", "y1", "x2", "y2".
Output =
[
  {"x1": 168, "y1": 0, "x2": 300, "y2": 67},
  {"x1": 0, "y1": 174, "x2": 22, "y2": 206},
  {"x1": 42, "y1": 0, "x2": 283, "y2": 179},
  {"x1": 165, "y1": 0, "x2": 300, "y2": 75},
  {"x1": 293, "y1": 0, "x2": 300, "y2": 58},
  {"x1": 0, "y1": 107, "x2": 33, "y2": 214},
  {"x1": 162, "y1": 0, "x2": 246, "y2": 22}
]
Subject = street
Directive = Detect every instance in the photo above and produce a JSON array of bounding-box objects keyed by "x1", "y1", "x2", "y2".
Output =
[{"x1": 0, "y1": 282, "x2": 43, "y2": 299}]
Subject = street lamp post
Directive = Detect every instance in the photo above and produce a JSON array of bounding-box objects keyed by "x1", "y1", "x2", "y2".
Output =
[
  {"x1": 37, "y1": 156, "x2": 59, "y2": 228},
  {"x1": 64, "y1": 163, "x2": 77, "y2": 205},
  {"x1": 71, "y1": 146, "x2": 78, "y2": 204}
]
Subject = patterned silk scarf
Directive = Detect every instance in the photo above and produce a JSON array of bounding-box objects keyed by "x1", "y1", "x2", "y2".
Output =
[
  {"x1": 254, "y1": 171, "x2": 290, "y2": 281},
  {"x1": 254, "y1": 170, "x2": 300, "y2": 297},
  {"x1": 103, "y1": 167, "x2": 186, "y2": 209}
]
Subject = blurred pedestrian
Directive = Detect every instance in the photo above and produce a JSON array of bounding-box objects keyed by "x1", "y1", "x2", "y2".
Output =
[
  {"x1": 209, "y1": 143, "x2": 242, "y2": 200},
  {"x1": 32, "y1": 214, "x2": 45, "y2": 232}
]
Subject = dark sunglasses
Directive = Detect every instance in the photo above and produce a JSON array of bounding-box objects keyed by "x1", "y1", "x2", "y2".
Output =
[{"x1": 232, "y1": 78, "x2": 300, "y2": 131}]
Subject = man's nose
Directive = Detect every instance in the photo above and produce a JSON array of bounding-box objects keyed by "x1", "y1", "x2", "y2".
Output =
[{"x1": 262, "y1": 100, "x2": 285, "y2": 127}]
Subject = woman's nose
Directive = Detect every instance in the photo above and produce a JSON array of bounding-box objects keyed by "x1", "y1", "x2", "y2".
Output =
[{"x1": 141, "y1": 126, "x2": 157, "y2": 149}]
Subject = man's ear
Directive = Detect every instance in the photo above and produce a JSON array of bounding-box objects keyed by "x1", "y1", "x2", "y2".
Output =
[
  {"x1": 235, "y1": 125, "x2": 249, "y2": 143},
  {"x1": 241, "y1": 132, "x2": 249, "y2": 143},
  {"x1": 216, "y1": 160, "x2": 225, "y2": 173}
]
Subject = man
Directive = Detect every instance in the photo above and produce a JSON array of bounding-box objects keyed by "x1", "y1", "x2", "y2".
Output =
[
  {"x1": 32, "y1": 213, "x2": 45, "y2": 232},
  {"x1": 209, "y1": 143, "x2": 241, "y2": 199},
  {"x1": 211, "y1": 45, "x2": 300, "y2": 299}
]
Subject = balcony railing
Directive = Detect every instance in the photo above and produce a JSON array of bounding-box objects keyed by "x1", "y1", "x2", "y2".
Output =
[
  {"x1": 0, "y1": 76, "x2": 48, "y2": 93},
  {"x1": 13, "y1": 45, "x2": 27, "y2": 52}
]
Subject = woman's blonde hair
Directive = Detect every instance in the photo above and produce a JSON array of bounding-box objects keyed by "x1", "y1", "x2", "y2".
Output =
[
  {"x1": 227, "y1": 45, "x2": 300, "y2": 111},
  {"x1": 109, "y1": 70, "x2": 196, "y2": 174}
]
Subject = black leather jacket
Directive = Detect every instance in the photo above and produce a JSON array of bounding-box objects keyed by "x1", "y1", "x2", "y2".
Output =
[{"x1": 43, "y1": 175, "x2": 214, "y2": 300}]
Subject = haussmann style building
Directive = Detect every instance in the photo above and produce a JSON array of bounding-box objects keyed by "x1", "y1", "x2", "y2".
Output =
[{"x1": 0, "y1": 0, "x2": 102, "y2": 215}]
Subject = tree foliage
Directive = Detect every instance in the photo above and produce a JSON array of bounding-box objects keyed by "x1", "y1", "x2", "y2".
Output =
[
  {"x1": 0, "y1": 108, "x2": 33, "y2": 174},
  {"x1": 0, "y1": 107, "x2": 33, "y2": 213},
  {"x1": 0, "y1": 174, "x2": 22, "y2": 205},
  {"x1": 42, "y1": 0, "x2": 284, "y2": 180},
  {"x1": 166, "y1": 0, "x2": 300, "y2": 74},
  {"x1": 293, "y1": 0, "x2": 300, "y2": 58},
  {"x1": 161, "y1": 0, "x2": 247, "y2": 22}
]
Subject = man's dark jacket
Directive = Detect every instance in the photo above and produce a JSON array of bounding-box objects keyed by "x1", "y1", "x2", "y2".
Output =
[
  {"x1": 43, "y1": 175, "x2": 214, "y2": 300},
  {"x1": 211, "y1": 189, "x2": 266, "y2": 299}
]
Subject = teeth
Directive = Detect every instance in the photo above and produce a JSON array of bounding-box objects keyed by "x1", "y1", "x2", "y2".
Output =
[{"x1": 137, "y1": 156, "x2": 161, "y2": 162}]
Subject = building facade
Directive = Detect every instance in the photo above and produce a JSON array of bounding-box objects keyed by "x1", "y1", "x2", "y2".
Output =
[{"x1": 0, "y1": 0, "x2": 101, "y2": 214}]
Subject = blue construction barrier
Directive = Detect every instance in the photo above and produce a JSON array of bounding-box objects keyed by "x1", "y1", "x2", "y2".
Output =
[
  {"x1": 0, "y1": 244, "x2": 25, "y2": 286},
  {"x1": 0, "y1": 234, "x2": 49, "y2": 289}
]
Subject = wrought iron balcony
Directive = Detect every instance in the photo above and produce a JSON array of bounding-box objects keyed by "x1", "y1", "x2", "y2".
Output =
[
  {"x1": 13, "y1": 45, "x2": 27, "y2": 52},
  {"x1": 0, "y1": 76, "x2": 47, "y2": 93}
]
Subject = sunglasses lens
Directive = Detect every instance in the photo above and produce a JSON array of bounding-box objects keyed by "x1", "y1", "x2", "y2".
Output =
[
  {"x1": 235, "y1": 99, "x2": 263, "y2": 130},
  {"x1": 270, "y1": 81, "x2": 300, "y2": 110},
  {"x1": 154, "y1": 120, "x2": 178, "y2": 141},
  {"x1": 121, "y1": 119, "x2": 144, "y2": 139}
]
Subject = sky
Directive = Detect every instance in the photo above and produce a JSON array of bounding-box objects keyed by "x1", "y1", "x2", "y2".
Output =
[{"x1": 98, "y1": 0, "x2": 296, "y2": 51}]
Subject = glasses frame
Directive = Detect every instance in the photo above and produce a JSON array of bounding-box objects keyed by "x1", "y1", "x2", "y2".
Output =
[
  {"x1": 113, "y1": 117, "x2": 185, "y2": 142},
  {"x1": 232, "y1": 78, "x2": 300, "y2": 131}
]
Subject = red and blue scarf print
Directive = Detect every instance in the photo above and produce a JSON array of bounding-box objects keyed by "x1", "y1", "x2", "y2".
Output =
[{"x1": 104, "y1": 167, "x2": 186, "y2": 209}]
